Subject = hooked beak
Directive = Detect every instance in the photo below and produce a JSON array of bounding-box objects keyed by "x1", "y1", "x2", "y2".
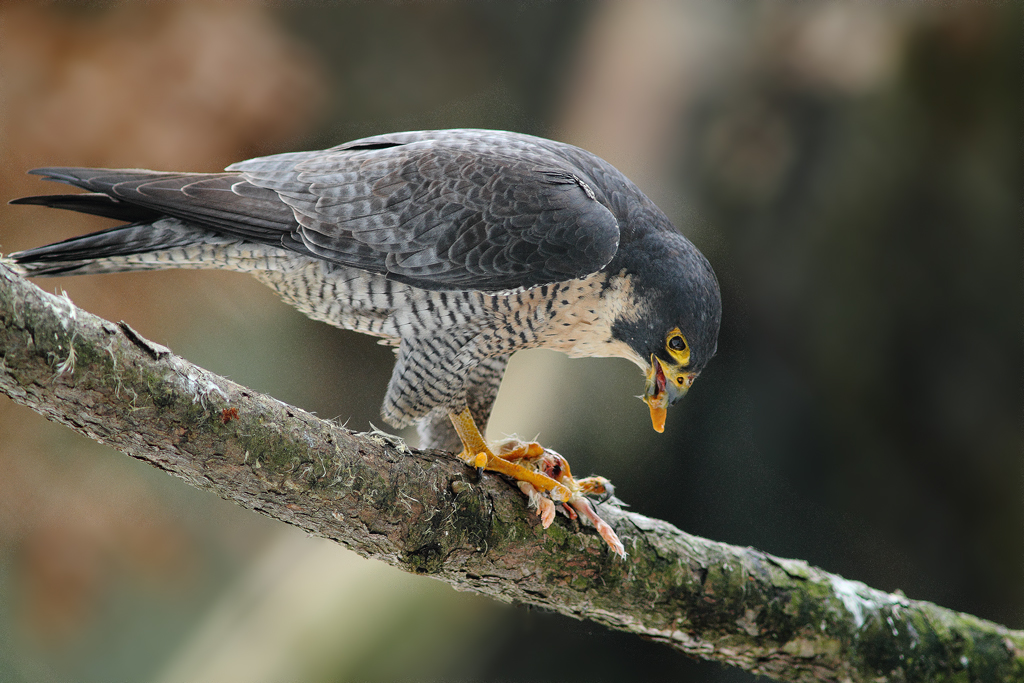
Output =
[{"x1": 642, "y1": 356, "x2": 697, "y2": 433}]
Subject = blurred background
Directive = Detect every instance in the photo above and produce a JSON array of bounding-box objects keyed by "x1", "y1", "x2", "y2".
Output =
[{"x1": 0, "y1": 2, "x2": 1018, "y2": 682}]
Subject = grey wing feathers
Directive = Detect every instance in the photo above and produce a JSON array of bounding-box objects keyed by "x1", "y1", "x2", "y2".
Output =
[
  {"x1": 15, "y1": 130, "x2": 623, "y2": 291},
  {"x1": 21, "y1": 168, "x2": 295, "y2": 240},
  {"x1": 232, "y1": 130, "x2": 622, "y2": 291}
]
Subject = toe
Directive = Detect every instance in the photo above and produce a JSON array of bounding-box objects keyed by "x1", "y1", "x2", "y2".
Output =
[{"x1": 538, "y1": 497, "x2": 556, "y2": 528}]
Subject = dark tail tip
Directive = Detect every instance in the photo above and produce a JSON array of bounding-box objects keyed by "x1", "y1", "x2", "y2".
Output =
[{"x1": 10, "y1": 193, "x2": 161, "y2": 223}]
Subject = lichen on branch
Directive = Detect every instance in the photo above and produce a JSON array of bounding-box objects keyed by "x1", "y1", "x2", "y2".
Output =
[{"x1": 1, "y1": 262, "x2": 1021, "y2": 683}]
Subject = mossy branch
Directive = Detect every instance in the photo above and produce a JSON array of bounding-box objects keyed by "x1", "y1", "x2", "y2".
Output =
[{"x1": 0, "y1": 262, "x2": 1020, "y2": 683}]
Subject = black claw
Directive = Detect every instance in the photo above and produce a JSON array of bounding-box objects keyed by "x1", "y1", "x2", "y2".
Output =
[{"x1": 592, "y1": 481, "x2": 615, "y2": 504}]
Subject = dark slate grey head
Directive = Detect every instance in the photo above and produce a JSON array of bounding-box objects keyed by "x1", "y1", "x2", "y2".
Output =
[{"x1": 610, "y1": 225, "x2": 722, "y2": 432}]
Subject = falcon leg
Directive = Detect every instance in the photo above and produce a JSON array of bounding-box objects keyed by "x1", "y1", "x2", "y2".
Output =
[{"x1": 449, "y1": 408, "x2": 572, "y2": 502}]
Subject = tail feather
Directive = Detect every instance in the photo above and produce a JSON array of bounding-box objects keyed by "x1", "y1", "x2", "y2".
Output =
[
  {"x1": 27, "y1": 167, "x2": 189, "y2": 192},
  {"x1": 8, "y1": 166, "x2": 301, "y2": 277},
  {"x1": 8, "y1": 220, "x2": 212, "y2": 277},
  {"x1": 11, "y1": 193, "x2": 162, "y2": 223},
  {"x1": 18, "y1": 167, "x2": 295, "y2": 240}
]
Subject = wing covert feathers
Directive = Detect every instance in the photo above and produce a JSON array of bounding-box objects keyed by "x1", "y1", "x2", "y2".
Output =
[{"x1": 13, "y1": 130, "x2": 628, "y2": 291}]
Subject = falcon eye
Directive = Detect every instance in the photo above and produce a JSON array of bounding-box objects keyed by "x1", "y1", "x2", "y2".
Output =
[{"x1": 665, "y1": 328, "x2": 691, "y2": 366}]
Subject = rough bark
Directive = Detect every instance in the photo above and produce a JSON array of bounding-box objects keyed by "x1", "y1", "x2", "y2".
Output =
[{"x1": 1, "y1": 262, "x2": 1021, "y2": 683}]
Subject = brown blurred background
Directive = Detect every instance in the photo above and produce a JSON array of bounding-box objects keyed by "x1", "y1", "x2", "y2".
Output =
[{"x1": 0, "y1": 3, "x2": 1018, "y2": 682}]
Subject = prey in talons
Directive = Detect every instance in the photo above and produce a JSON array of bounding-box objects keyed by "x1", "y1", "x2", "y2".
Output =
[{"x1": 496, "y1": 439, "x2": 627, "y2": 559}]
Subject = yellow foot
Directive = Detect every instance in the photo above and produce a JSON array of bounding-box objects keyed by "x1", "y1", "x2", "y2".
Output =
[
  {"x1": 447, "y1": 409, "x2": 626, "y2": 558},
  {"x1": 457, "y1": 445, "x2": 573, "y2": 502},
  {"x1": 449, "y1": 409, "x2": 572, "y2": 502}
]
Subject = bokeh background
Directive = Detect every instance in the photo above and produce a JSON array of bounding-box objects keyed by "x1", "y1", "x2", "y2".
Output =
[{"x1": 0, "y1": 2, "x2": 1018, "y2": 682}]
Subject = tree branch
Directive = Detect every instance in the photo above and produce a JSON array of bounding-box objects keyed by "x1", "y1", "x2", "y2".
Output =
[{"x1": 1, "y1": 261, "x2": 1020, "y2": 683}]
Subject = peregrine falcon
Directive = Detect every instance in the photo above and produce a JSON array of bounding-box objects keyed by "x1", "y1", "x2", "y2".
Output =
[{"x1": 7, "y1": 129, "x2": 721, "y2": 516}]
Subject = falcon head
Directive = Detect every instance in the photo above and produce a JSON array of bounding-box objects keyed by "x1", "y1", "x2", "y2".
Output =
[{"x1": 611, "y1": 229, "x2": 721, "y2": 433}]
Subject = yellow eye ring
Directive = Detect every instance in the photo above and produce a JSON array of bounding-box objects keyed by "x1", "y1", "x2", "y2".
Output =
[{"x1": 665, "y1": 327, "x2": 690, "y2": 366}]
